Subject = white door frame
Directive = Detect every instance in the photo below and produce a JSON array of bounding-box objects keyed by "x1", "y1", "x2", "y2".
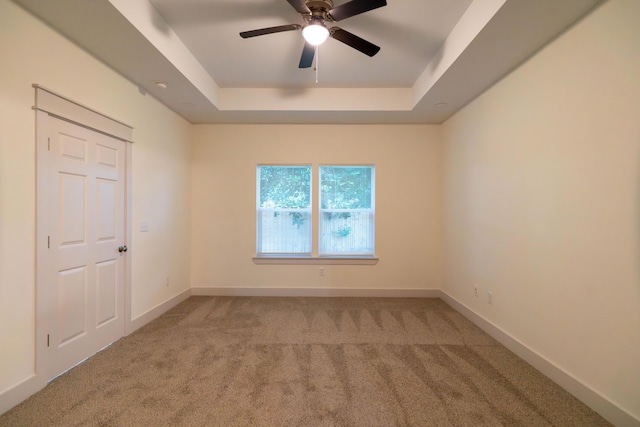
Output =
[{"x1": 34, "y1": 85, "x2": 133, "y2": 380}]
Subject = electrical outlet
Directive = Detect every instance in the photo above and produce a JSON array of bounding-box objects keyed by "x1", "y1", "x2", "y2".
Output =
[
  {"x1": 474, "y1": 286, "x2": 479, "y2": 297},
  {"x1": 319, "y1": 267, "x2": 325, "y2": 277},
  {"x1": 487, "y1": 291, "x2": 493, "y2": 305}
]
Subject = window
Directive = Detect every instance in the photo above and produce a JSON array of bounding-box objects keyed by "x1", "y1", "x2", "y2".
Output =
[
  {"x1": 256, "y1": 166, "x2": 311, "y2": 255},
  {"x1": 319, "y1": 166, "x2": 374, "y2": 256},
  {"x1": 256, "y1": 164, "x2": 375, "y2": 258}
]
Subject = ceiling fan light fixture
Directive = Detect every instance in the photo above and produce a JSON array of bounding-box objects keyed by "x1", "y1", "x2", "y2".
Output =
[{"x1": 302, "y1": 22, "x2": 329, "y2": 46}]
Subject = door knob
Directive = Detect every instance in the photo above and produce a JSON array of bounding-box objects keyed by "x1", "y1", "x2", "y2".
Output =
[{"x1": 118, "y1": 245, "x2": 128, "y2": 253}]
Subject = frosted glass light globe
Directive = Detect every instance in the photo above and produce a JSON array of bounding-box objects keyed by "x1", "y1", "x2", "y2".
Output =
[{"x1": 302, "y1": 24, "x2": 329, "y2": 46}]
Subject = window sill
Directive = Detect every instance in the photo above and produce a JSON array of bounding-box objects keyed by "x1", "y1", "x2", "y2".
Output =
[{"x1": 252, "y1": 256, "x2": 378, "y2": 265}]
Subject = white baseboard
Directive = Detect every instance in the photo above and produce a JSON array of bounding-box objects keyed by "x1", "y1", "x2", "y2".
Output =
[
  {"x1": 126, "y1": 288, "x2": 191, "y2": 335},
  {"x1": 191, "y1": 287, "x2": 440, "y2": 298},
  {"x1": 0, "y1": 374, "x2": 46, "y2": 416},
  {"x1": 440, "y1": 291, "x2": 640, "y2": 427}
]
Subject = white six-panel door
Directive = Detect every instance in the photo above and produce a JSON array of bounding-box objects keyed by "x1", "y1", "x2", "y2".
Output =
[{"x1": 44, "y1": 116, "x2": 126, "y2": 378}]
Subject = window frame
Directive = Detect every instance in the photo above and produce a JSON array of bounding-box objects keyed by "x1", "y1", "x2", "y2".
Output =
[
  {"x1": 254, "y1": 163, "x2": 378, "y2": 265},
  {"x1": 318, "y1": 165, "x2": 376, "y2": 257},
  {"x1": 256, "y1": 164, "x2": 312, "y2": 257}
]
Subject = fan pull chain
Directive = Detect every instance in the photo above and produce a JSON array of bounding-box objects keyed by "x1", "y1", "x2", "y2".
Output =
[{"x1": 315, "y1": 45, "x2": 319, "y2": 84}]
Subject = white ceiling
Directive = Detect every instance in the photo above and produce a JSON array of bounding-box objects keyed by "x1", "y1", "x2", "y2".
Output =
[
  {"x1": 14, "y1": 0, "x2": 604, "y2": 124},
  {"x1": 148, "y1": 0, "x2": 474, "y2": 88}
]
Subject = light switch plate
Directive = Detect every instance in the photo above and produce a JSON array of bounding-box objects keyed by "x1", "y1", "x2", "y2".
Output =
[{"x1": 140, "y1": 220, "x2": 149, "y2": 232}]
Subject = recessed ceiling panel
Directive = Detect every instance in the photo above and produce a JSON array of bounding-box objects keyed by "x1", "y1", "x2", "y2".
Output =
[
  {"x1": 14, "y1": 0, "x2": 605, "y2": 123},
  {"x1": 149, "y1": 0, "x2": 474, "y2": 88}
]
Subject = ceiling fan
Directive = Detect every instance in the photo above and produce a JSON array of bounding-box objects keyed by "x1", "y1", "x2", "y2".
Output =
[{"x1": 240, "y1": 0, "x2": 387, "y2": 68}]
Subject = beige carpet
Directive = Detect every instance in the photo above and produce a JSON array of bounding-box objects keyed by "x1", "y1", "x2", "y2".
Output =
[{"x1": 1, "y1": 296, "x2": 610, "y2": 426}]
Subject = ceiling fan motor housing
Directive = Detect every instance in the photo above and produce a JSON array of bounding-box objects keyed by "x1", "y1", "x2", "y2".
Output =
[
  {"x1": 240, "y1": 0, "x2": 386, "y2": 67},
  {"x1": 304, "y1": 0, "x2": 335, "y2": 22}
]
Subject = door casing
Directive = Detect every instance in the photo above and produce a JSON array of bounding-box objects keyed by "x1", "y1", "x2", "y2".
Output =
[{"x1": 34, "y1": 85, "x2": 133, "y2": 381}]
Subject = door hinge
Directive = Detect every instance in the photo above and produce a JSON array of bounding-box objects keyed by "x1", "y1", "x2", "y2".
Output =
[
  {"x1": 48, "y1": 236, "x2": 50, "y2": 249},
  {"x1": 47, "y1": 334, "x2": 50, "y2": 347},
  {"x1": 47, "y1": 137, "x2": 50, "y2": 151}
]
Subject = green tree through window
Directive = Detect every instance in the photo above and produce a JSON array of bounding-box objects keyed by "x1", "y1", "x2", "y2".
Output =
[
  {"x1": 259, "y1": 166, "x2": 311, "y2": 209},
  {"x1": 321, "y1": 166, "x2": 372, "y2": 210}
]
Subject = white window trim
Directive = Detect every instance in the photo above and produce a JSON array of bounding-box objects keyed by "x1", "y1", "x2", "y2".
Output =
[
  {"x1": 255, "y1": 164, "x2": 377, "y2": 264},
  {"x1": 252, "y1": 256, "x2": 378, "y2": 265}
]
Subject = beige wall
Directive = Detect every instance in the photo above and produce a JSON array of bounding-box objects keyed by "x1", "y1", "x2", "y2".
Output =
[
  {"x1": 191, "y1": 124, "x2": 443, "y2": 291},
  {"x1": 442, "y1": 0, "x2": 640, "y2": 420},
  {"x1": 2, "y1": 0, "x2": 639, "y2": 422},
  {"x1": 0, "y1": 0, "x2": 191, "y2": 397}
]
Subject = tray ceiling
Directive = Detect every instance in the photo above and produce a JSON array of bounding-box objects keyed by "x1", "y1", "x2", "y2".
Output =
[{"x1": 14, "y1": 0, "x2": 604, "y2": 124}]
